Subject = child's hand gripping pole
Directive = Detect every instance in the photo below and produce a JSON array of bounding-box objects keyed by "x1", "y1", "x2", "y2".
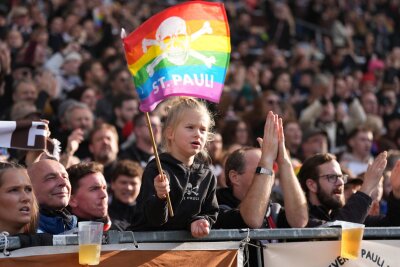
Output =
[{"x1": 145, "y1": 112, "x2": 174, "y2": 217}]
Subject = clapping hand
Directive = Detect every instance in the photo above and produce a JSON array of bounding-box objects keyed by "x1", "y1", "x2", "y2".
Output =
[
  {"x1": 361, "y1": 151, "x2": 387, "y2": 196},
  {"x1": 256, "y1": 111, "x2": 279, "y2": 168}
]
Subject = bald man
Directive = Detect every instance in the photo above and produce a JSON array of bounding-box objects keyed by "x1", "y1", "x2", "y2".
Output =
[{"x1": 28, "y1": 159, "x2": 77, "y2": 234}]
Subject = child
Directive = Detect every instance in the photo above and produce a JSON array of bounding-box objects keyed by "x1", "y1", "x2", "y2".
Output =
[{"x1": 134, "y1": 97, "x2": 218, "y2": 237}]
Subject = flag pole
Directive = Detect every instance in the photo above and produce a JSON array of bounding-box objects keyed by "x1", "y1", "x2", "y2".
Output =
[{"x1": 145, "y1": 112, "x2": 174, "y2": 217}]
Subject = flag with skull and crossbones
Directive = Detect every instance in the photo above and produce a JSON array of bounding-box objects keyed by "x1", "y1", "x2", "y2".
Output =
[
  {"x1": 122, "y1": 1, "x2": 230, "y2": 112},
  {"x1": 142, "y1": 16, "x2": 216, "y2": 77}
]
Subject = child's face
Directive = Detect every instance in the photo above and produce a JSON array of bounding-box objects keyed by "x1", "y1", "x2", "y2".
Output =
[{"x1": 167, "y1": 109, "x2": 209, "y2": 162}]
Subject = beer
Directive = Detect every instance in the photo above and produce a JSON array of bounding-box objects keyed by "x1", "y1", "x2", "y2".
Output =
[
  {"x1": 341, "y1": 227, "x2": 364, "y2": 259},
  {"x1": 79, "y1": 244, "x2": 101, "y2": 265}
]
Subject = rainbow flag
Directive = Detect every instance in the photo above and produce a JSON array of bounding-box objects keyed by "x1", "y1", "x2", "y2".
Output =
[{"x1": 122, "y1": 1, "x2": 231, "y2": 112}]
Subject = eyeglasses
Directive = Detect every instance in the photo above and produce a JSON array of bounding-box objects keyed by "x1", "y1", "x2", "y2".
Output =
[{"x1": 318, "y1": 174, "x2": 348, "y2": 184}]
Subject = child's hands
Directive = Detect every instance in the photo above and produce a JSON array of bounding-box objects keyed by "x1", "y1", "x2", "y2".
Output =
[
  {"x1": 154, "y1": 174, "x2": 170, "y2": 199},
  {"x1": 190, "y1": 219, "x2": 210, "y2": 238}
]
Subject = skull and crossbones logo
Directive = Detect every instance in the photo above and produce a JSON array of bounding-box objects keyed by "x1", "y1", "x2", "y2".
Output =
[
  {"x1": 142, "y1": 16, "x2": 216, "y2": 77},
  {"x1": 185, "y1": 182, "x2": 199, "y2": 196}
]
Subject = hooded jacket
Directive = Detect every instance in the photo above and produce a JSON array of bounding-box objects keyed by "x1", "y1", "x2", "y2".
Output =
[{"x1": 133, "y1": 153, "x2": 218, "y2": 231}]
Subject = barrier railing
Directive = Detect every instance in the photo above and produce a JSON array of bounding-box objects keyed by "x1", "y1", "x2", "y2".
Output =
[{"x1": 3, "y1": 227, "x2": 400, "y2": 250}]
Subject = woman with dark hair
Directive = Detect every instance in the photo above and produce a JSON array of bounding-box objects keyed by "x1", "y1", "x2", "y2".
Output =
[
  {"x1": 0, "y1": 162, "x2": 38, "y2": 234},
  {"x1": 221, "y1": 119, "x2": 251, "y2": 152}
]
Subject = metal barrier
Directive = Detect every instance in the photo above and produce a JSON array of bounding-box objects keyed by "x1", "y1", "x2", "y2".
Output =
[{"x1": 3, "y1": 227, "x2": 400, "y2": 251}]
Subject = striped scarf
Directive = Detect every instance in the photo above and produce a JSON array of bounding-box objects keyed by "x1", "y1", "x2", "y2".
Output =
[{"x1": 0, "y1": 120, "x2": 60, "y2": 160}]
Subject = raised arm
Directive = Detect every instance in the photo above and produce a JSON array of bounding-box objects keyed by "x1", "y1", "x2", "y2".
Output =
[
  {"x1": 364, "y1": 159, "x2": 400, "y2": 226},
  {"x1": 360, "y1": 151, "x2": 387, "y2": 196},
  {"x1": 59, "y1": 129, "x2": 84, "y2": 168},
  {"x1": 277, "y1": 118, "x2": 308, "y2": 228},
  {"x1": 239, "y1": 111, "x2": 278, "y2": 228}
]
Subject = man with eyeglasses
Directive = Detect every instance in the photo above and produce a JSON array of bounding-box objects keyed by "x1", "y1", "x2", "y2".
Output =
[{"x1": 298, "y1": 152, "x2": 400, "y2": 226}]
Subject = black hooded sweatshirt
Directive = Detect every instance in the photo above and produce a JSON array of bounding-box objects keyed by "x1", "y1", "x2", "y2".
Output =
[{"x1": 132, "y1": 153, "x2": 218, "y2": 231}]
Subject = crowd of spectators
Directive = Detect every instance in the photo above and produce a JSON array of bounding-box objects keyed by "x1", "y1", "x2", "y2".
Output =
[{"x1": 0, "y1": 0, "x2": 400, "y2": 250}]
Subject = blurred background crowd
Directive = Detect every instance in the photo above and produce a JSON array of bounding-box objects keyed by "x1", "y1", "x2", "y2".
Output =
[{"x1": 0, "y1": 0, "x2": 399, "y2": 221}]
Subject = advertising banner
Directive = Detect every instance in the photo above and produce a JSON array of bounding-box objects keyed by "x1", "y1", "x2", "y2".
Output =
[{"x1": 263, "y1": 240, "x2": 400, "y2": 267}]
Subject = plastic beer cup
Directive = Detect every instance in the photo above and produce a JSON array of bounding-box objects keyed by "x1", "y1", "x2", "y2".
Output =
[
  {"x1": 78, "y1": 221, "x2": 103, "y2": 265},
  {"x1": 340, "y1": 222, "x2": 365, "y2": 259}
]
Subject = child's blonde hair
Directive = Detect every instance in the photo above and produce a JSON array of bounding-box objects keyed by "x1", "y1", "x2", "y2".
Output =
[{"x1": 162, "y1": 97, "x2": 215, "y2": 162}]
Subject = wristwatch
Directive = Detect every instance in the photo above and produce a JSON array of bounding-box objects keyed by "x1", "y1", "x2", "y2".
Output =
[{"x1": 255, "y1": 166, "x2": 274, "y2": 176}]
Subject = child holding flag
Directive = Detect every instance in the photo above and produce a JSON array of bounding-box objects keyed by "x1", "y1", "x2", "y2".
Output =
[
  {"x1": 134, "y1": 97, "x2": 218, "y2": 237},
  {"x1": 122, "y1": 1, "x2": 230, "y2": 237}
]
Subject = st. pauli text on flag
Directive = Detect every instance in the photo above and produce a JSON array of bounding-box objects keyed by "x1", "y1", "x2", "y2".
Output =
[{"x1": 122, "y1": 1, "x2": 231, "y2": 112}]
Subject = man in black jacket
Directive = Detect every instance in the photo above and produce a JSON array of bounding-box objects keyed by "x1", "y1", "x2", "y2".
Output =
[
  {"x1": 108, "y1": 160, "x2": 143, "y2": 230},
  {"x1": 298, "y1": 151, "x2": 400, "y2": 226}
]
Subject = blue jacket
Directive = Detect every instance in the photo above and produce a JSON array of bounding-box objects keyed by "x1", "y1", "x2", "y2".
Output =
[{"x1": 38, "y1": 208, "x2": 77, "y2": 234}]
